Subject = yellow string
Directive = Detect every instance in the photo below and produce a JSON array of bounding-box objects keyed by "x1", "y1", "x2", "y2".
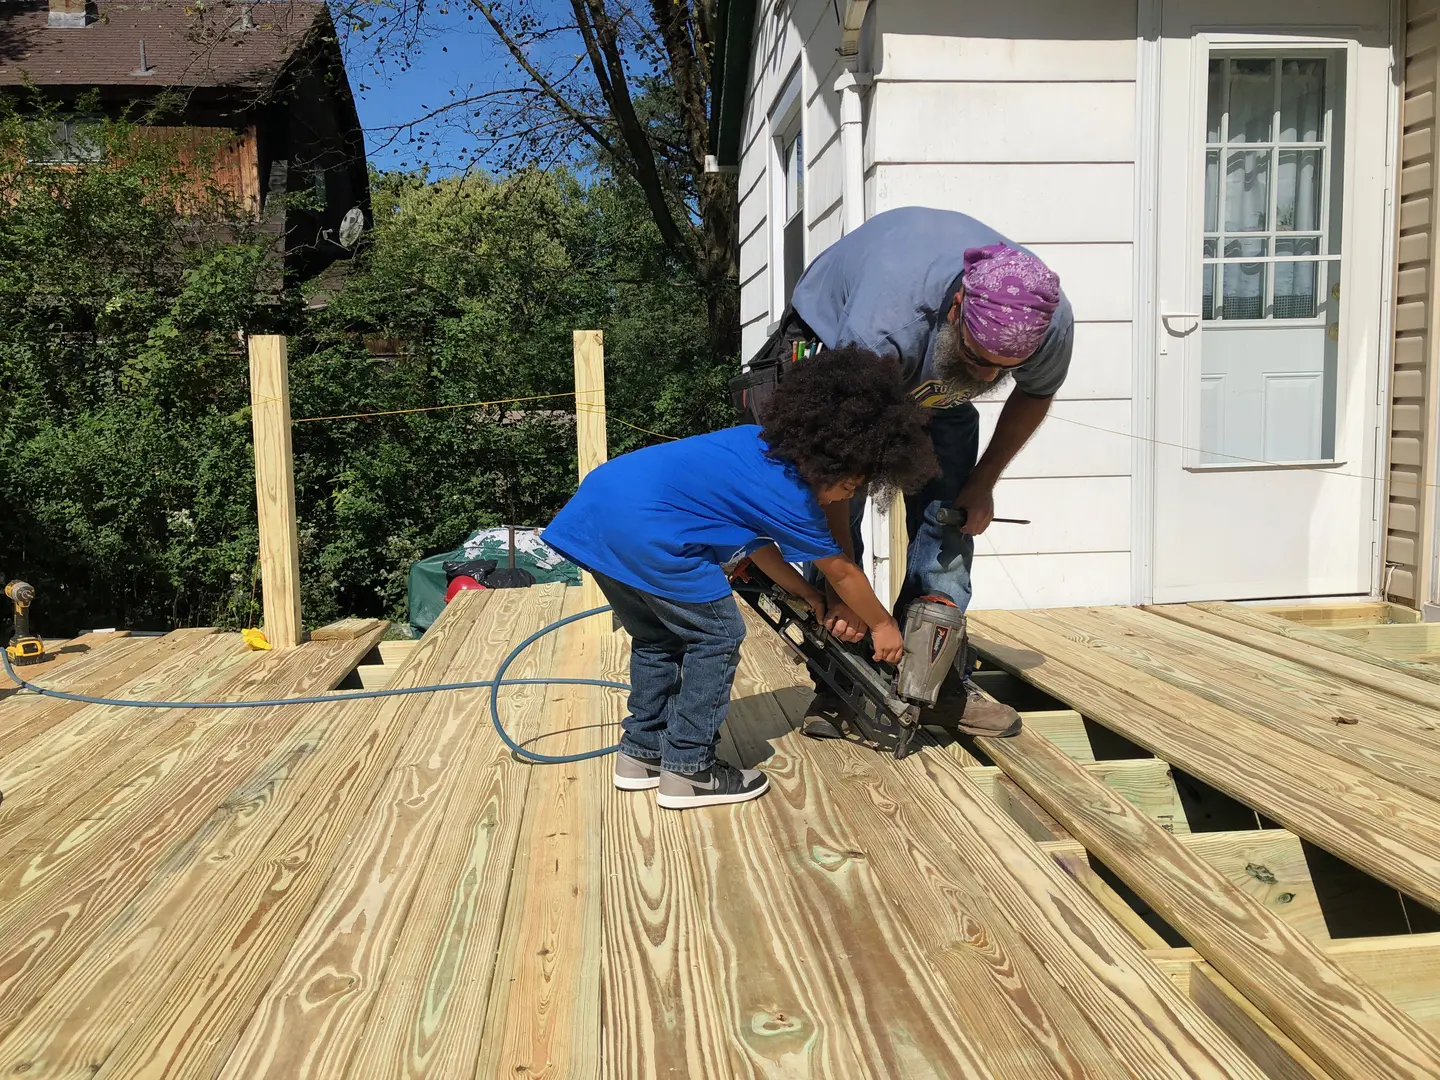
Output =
[{"x1": 292, "y1": 390, "x2": 597, "y2": 424}]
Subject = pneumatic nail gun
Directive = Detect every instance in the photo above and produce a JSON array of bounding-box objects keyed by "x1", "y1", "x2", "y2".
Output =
[{"x1": 727, "y1": 560, "x2": 967, "y2": 759}]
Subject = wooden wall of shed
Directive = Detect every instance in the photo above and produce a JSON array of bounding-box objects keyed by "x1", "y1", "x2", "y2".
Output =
[
  {"x1": 1388, "y1": 0, "x2": 1440, "y2": 608},
  {"x1": 131, "y1": 124, "x2": 261, "y2": 217}
]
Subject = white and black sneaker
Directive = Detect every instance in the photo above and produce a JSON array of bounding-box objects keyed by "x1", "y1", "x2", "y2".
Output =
[
  {"x1": 656, "y1": 759, "x2": 769, "y2": 810},
  {"x1": 613, "y1": 752, "x2": 663, "y2": 791}
]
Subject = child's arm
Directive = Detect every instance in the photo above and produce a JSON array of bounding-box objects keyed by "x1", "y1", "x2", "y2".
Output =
[
  {"x1": 748, "y1": 545, "x2": 826, "y2": 622},
  {"x1": 814, "y1": 554, "x2": 905, "y2": 663}
]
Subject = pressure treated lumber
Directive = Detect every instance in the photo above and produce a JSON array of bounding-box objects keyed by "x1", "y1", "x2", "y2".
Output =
[
  {"x1": 476, "y1": 597, "x2": 608, "y2": 1079},
  {"x1": 307, "y1": 617, "x2": 388, "y2": 641},
  {"x1": 248, "y1": 333, "x2": 303, "y2": 649},
  {"x1": 738, "y1": 615, "x2": 1265, "y2": 1080},
  {"x1": 90, "y1": 591, "x2": 494, "y2": 1080},
  {"x1": 1158, "y1": 602, "x2": 1440, "y2": 702},
  {"x1": 970, "y1": 610, "x2": 1440, "y2": 910},
  {"x1": 967, "y1": 758, "x2": 1188, "y2": 834},
  {"x1": 0, "y1": 631, "x2": 388, "y2": 1059},
  {"x1": 1044, "y1": 830, "x2": 1329, "y2": 942},
  {"x1": 1257, "y1": 601, "x2": 1421, "y2": 626},
  {"x1": 216, "y1": 587, "x2": 562, "y2": 1080},
  {"x1": 574, "y1": 329, "x2": 607, "y2": 614},
  {"x1": 341, "y1": 585, "x2": 568, "y2": 1079},
  {"x1": 0, "y1": 627, "x2": 213, "y2": 760},
  {"x1": 727, "y1": 621, "x2": 1142, "y2": 1079},
  {"x1": 1038, "y1": 606, "x2": 1440, "y2": 800},
  {"x1": 1326, "y1": 622, "x2": 1440, "y2": 656},
  {"x1": 0, "y1": 630, "x2": 131, "y2": 703},
  {"x1": 977, "y1": 723, "x2": 1440, "y2": 1079}
]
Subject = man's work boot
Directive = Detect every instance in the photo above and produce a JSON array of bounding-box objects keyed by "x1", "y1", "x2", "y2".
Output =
[
  {"x1": 920, "y1": 671, "x2": 1022, "y2": 738},
  {"x1": 954, "y1": 680, "x2": 1022, "y2": 738},
  {"x1": 801, "y1": 687, "x2": 851, "y2": 740}
]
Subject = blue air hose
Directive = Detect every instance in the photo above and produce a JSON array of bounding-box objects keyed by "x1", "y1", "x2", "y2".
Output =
[{"x1": 0, "y1": 605, "x2": 624, "y2": 765}]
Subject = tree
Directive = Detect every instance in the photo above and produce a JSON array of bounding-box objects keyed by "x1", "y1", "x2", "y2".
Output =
[{"x1": 338, "y1": 0, "x2": 739, "y2": 357}]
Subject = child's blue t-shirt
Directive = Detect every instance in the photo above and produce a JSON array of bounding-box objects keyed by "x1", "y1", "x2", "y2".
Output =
[{"x1": 541, "y1": 425, "x2": 842, "y2": 604}]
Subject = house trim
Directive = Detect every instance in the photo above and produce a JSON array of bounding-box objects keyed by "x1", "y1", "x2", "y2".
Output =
[{"x1": 1132, "y1": 0, "x2": 1162, "y2": 605}]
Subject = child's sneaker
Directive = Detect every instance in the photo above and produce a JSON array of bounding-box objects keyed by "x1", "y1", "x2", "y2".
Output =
[
  {"x1": 656, "y1": 760, "x2": 769, "y2": 809},
  {"x1": 613, "y1": 752, "x2": 662, "y2": 791}
]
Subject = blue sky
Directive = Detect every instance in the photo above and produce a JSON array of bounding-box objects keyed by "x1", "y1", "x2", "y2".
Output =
[{"x1": 342, "y1": 2, "x2": 589, "y2": 175}]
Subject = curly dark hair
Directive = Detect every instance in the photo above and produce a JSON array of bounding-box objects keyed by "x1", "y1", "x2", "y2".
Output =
[{"x1": 760, "y1": 346, "x2": 939, "y2": 497}]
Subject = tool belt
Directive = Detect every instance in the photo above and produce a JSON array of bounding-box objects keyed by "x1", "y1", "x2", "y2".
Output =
[{"x1": 729, "y1": 307, "x2": 824, "y2": 424}]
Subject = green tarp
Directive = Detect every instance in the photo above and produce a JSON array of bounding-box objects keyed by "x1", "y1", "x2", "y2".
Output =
[{"x1": 406, "y1": 526, "x2": 580, "y2": 636}]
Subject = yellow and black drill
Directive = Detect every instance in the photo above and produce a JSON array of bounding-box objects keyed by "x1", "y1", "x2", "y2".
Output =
[{"x1": 5, "y1": 580, "x2": 44, "y2": 666}]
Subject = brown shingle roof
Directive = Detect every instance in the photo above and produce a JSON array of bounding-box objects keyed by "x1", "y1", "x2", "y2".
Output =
[{"x1": 0, "y1": 0, "x2": 328, "y2": 90}]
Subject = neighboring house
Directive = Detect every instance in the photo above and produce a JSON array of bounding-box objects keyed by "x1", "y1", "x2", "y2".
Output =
[
  {"x1": 0, "y1": 0, "x2": 369, "y2": 279},
  {"x1": 711, "y1": 0, "x2": 1440, "y2": 617}
]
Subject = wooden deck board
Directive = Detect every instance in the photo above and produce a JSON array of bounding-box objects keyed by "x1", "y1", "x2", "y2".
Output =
[
  {"x1": 971, "y1": 609, "x2": 1440, "y2": 910},
  {"x1": 0, "y1": 631, "x2": 388, "y2": 1064},
  {"x1": 215, "y1": 587, "x2": 563, "y2": 1080},
  {"x1": 89, "y1": 592, "x2": 495, "y2": 1080},
  {"x1": 0, "y1": 592, "x2": 1434, "y2": 1078}
]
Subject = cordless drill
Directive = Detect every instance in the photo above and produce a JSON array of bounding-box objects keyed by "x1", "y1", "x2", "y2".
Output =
[{"x1": 5, "y1": 580, "x2": 45, "y2": 666}]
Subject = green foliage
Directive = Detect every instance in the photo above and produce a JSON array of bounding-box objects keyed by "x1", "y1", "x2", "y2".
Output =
[{"x1": 0, "y1": 106, "x2": 730, "y2": 635}]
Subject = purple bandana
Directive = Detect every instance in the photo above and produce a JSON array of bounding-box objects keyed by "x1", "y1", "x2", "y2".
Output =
[{"x1": 960, "y1": 244, "x2": 1061, "y2": 361}]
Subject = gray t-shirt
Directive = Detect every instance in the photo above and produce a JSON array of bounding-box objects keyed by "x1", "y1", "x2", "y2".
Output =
[{"x1": 790, "y1": 207, "x2": 1073, "y2": 408}]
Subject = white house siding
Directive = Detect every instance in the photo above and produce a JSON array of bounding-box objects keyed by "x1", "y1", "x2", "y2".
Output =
[
  {"x1": 734, "y1": 0, "x2": 1141, "y2": 609},
  {"x1": 736, "y1": 0, "x2": 875, "y2": 361},
  {"x1": 871, "y1": 0, "x2": 1139, "y2": 609}
]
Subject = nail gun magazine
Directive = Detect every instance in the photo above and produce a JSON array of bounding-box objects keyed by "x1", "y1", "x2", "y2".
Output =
[{"x1": 726, "y1": 555, "x2": 968, "y2": 760}]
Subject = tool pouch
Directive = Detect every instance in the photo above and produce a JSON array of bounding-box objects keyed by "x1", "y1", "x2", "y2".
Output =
[{"x1": 729, "y1": 307, "x2": 822, "y2": 424}]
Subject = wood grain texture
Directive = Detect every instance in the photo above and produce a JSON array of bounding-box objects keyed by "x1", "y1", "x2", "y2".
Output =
[
  {"x1": 0, "y1": 632, "x2": 250, "y2": 853},
  {"x1": 0, "y1": 629, "x2": 214, "y2": 763},
  {"x1": 0, "y1": 632, "x2": 388, "y2": 1064},
  {"x1": 970, "y1": 611, "x2": 1440, "y2": 910},
  {"x1": 1018, "y1": 710, "x2": 1096, "y2": 762},
  {"x1": 308, "y1": 618, "x2": 389, "y2": 641},
  {"x1": 1254, "y1": 601, "x2": 1420, "y2": 626},
  {"x1": 736, "y1": 614, "x2": 1249, "y2": 1080},
  {"x1": 249, "y1": 334, "x2": 303, "y2": 649},
  {"x1": 967, "y1": 758, "x2": 1187, "y2": 834},
  {"x1": 1039, "y1": 606, "x2": 1440, "y2": 800},
  {"x1": 718, "y1": 618, "x2": 1115, "y2": 1080},
  {"x1": 1184, "y1": 964, "x2": 1331, "y2": 1080},
  {"x1": 573, "y1": 330, "x2": 607, "y2": 614},
  {"x1": 0, "y1": 631, "x2": 132, "y2": 704},
  {"x1": 475, "y1": 595, "x2": 607, "y2": 1080},
  {"x1": 216, "y1": 587, "x2": 560, "y2": 1080},
  {"x1": 340, "y1": 584, "x2": 568, "y2": 1078},
  {"x1": 1046, "y1": 849, "x2": 1170, "y2": 949},
  {"x1": 1161, "y1": 603, "x2": 1440, "y2": 703},
  {"x1": 600, "y1": 625, "x2": 737, "y2": 1080},
  {"x1": 89, "y1": 591, "x2": 494, "y2": 1080},
  {"x1": 1047, "y1": 830, "x2": 1329, "y2": 942},
  {"x1": 978, "y1": 724, "x2": 1440, "y2": 1078}
]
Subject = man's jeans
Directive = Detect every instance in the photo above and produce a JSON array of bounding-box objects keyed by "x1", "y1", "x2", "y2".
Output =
[
  {"x1": 591, "y1": 571, "x2": 747, "y2": 774},
  {"x1": 806, "y1": 405, "x2": 979, "y2": 688}
]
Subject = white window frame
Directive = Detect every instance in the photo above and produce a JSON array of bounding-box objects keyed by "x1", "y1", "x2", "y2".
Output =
[{"x1": 768, "y1": 64, "x2": 804, "y2": 318}]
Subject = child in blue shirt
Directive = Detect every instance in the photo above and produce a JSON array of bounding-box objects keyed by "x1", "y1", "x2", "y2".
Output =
[{"x1": 543, "y1": 347, "x2": 937, "y2": 809}]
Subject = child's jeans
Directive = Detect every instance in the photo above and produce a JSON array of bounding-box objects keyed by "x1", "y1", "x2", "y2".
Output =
[{"x1": 591, "y1": 571, "x2": 747, "y2": 775}]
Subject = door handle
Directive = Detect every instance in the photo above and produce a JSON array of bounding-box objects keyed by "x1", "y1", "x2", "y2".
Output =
[{"x1": 1159, "y1": 312, "x2": 1201, "y2": 355}]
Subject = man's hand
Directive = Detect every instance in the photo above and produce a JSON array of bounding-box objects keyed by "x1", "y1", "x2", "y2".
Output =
[
  {"x1": 953, "y1": 479, "x2": 995, "y2": 535},
  {"x1": 870, "y1": 618, "x2": 905, "y2": 664},
  {"x1": 824, "y1": 600, "x2": 868, "y2": 643},
  {"x1": 798, "y1": 587, "x2": 827, "y2": 626}
]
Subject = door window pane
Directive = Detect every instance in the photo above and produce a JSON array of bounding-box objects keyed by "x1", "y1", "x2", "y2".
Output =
[
  {"x1": 1200, "y1": 52, "x2": 1343, "y2": 464},
  {"x1": 1277, "y1": 149, "x2": 1322, "y2": 231},
  {"x1": 1280, "y1": 58, "x2": 1326, "y2": 142},
  {"x1": 1224, "y1": 151, "x2": 1270, "y2": 232},
  {"x1": 1228, "y1": 58, "x2": 1275, "y2": 143}
]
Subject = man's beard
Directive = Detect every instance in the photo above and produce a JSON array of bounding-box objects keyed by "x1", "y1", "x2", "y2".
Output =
[{"x1": 934, "y1": 320, "x2": 1013, "y2": 400}]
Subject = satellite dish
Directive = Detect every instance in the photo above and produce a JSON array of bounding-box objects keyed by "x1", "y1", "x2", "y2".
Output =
[{"x1": 338, "y1": 206, "x2": 365, "y2": 249}]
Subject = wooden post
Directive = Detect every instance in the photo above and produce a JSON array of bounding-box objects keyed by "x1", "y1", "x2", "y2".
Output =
[
  {"x1": 248, "y1": 334, "x2": 303, "y2": 648},
  {"x1": 888, "y1": 490, "x2": 907, "y2": 606},
  {"x1": 573, "y1": 330, "x2": 607, "y2": 612}
]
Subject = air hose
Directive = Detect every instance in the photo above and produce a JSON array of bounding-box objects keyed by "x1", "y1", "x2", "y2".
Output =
[{"x1": 0, "y1": 605, "x2": 625, "y2": 765}]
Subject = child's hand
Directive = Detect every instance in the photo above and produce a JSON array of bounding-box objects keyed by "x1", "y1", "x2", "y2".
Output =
[{"x1": 871, "y1": 619, "x2": 905, "y2": 664}]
